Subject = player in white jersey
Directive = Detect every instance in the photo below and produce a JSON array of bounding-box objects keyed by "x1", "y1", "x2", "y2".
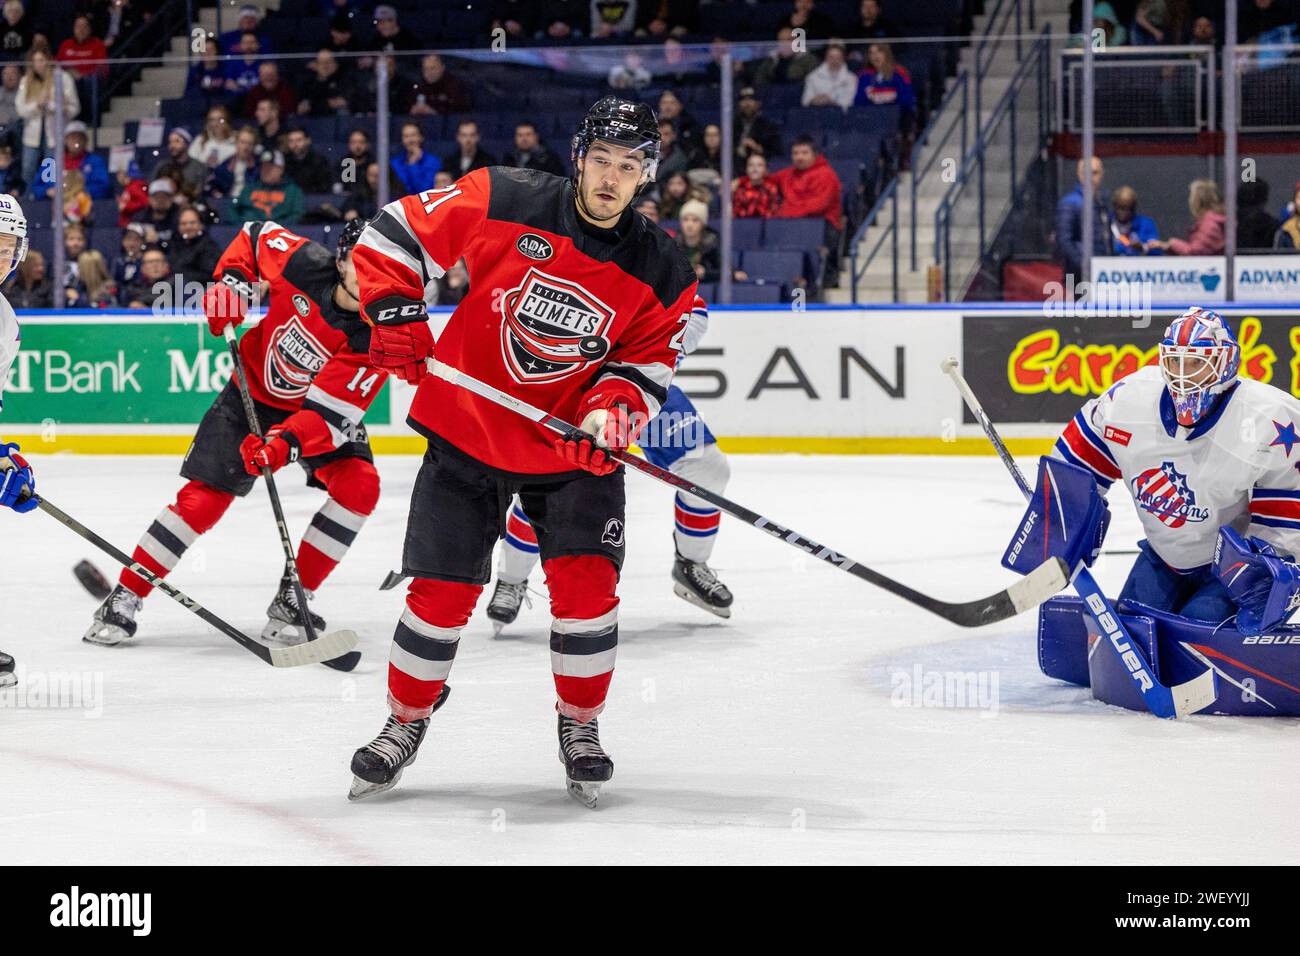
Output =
[
  {"x1": 0, "y1": 194, "x2": 33, "y2": 687},
  {"x1": 484, "y1": 293, "x2": 734, "y2": 632},
  {"x1": 1052, "y1": 307, "x2": 1300, "y2": 628}
]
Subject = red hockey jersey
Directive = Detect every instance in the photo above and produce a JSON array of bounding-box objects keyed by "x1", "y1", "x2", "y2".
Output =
[
  {"x1": 215, "y1": 221, "x2": 387, "y2": 454},
  {"x1": 353, "y1": 166, "x2": 699, "y2": 476}
]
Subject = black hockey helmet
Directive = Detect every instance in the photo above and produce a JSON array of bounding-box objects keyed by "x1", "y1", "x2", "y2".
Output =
[
  {"x1": 336, "y1": 217, "x2": 367, "y2": 261},
  {"x1": 571, "y1": 96, "x2": 661, "y2": 183}
]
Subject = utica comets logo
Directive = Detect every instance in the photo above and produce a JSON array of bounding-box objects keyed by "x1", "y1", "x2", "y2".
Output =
[
  {"x1": 264, "y1": 316, "x2": 329, "y2": 399},
  {"x1": 499, "y1": 267, "x2": 614, "y2": 384}
]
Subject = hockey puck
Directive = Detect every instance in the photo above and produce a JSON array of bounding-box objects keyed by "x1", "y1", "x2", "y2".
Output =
[
  {"x1": 578, "y1": 336, "x2": 608, "y2": 360},
  {"x1": 73, "y1": 559, "x2": 112, "y2": 600}
]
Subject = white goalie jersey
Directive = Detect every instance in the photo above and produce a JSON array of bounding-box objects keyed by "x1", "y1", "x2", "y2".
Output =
[{"x1": 1053, "y1": 364, "x2": 1300, "y2": 572}]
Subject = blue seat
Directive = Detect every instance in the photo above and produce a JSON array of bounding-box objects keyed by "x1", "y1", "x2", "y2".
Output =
[
  {"x1": 741, "y1": 249, "x2": 806, "y2": 286},
  {"x1": 730, "y1": 217, "x2": 763, "y2": 249},
  {"x1": 762, "y1": 217, "x2": 825, "y2": 251},
  {"x1": 729, "y1": 281, "x2": 783, "y2": 304}
]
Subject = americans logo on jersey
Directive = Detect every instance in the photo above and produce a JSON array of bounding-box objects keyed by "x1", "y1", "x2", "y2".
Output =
[
  {"x1": 264, "y1": 316, "x2": 330, "y2": 400},
  {"x1": 499, "y1": 267, "x2": 614, "y2": 384},
  {"x1": 1130, "y1": 461, "x2": 1209, "y2": 528}
]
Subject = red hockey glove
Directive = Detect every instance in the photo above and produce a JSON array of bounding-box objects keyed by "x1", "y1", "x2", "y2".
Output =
[
  {"x1": 240, "y1": 424, "x2": 301, "y2": 476},
  {"x1": 368, "y1": 321, "x2": 433, "y2": 385},
  {"x1": 204, "y1": 281, "x2": 247, "y2": 338},
  {"x1": 553, "y1": 403, "x2": 633, "y2": 476}
]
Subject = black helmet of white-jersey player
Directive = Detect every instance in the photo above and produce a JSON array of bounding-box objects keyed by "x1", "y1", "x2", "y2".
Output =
[
  {"x1": 571, "y1": 96, "x2": 661, "y2": 225},
  {"x1": 0, "y1": 193, "x2": 29, "y2": 283}
]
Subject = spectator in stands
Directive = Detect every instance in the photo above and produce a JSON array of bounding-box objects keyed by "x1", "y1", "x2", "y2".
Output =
[
  {"x1": 168, "y1": 206, "x2": 220, "y2": 287},
  {"x1": 754, "y1": 26, "x2": 819, "y2": 87},
  {"x1": 734, "y1": 87, "x2": 782, "y2": 166},
  {"x1": 345, "y1": 128, "x2": 373, "y2": 173},
  {"x1": 1241, "y1": 0, "x2": 1298, "y2": 43},
  {"x1": 233, "y1": 149, "x2": 303, "y2": 224},
  {"x1": 658, "y1": 170, "x2": 705, "y2": 219},
  {"x1": 769, "y1": 134, "x2": 843, "y2": 248},
  {"x1": 326, "y1": 11, "x2": 363, "y2": 67},
  {"x1": 115, "y1": 160, "x2": 147, "y2": 225},
  {"x1": 123, "y1": 244, "x2": 170, "y2": 309},
  {"x1": 675, "y1": 200, "x2": 747, "y2": 284},
  {"x1": 659, "y1": 37, "x2": 698, "y2": 88},
  {"x1": 254, "y1": 97, "x2": 285, "y2": 149},
  {"x1": 1274, "y1": 181, "x2": 1300, "y2": 247},
  {"x1": 112, "y1": 222, "x2": 145, "y2": 288},
  {"x1": 68, "y1": 249, "x2": 116, "y2": 308},
  {"x1": 540, "y1": 1, "x2": 586, "y2": 39},
  {"x1": 62, "y1": 222, "x2": 87, "y2": 288},
  {"x1": 284, "y1": 126, "x2": 333, "y2": 194},
  {"x1": 1070, "y1": 2, "x2": 1128, "y2": 46},
  {"x1": 243, "y1": 63, "x2": 295, "y2": 121},
  {"x1": 434, "y1": 170, "x2": 453, "y2": 189},
  {"x1": 133, "y1": 178, "x2": 181, "y2": 248},
  {"x1": 1236, "y1": 179, "x2": 1280, "y2": 250},
  {"x1": 391, "y1": 121, "x2": 440, "y2": 196},
  {"x1": 0, "y1": 0, "x2": 33, "y2": 59},
  {"x1": 57, "y1": 15, "x2": 108, "y2": 80},
  {"x1": 704, "y1": 36, "x2": 746, "y2": 86},
  {"x1": 1132, "y1": 0, "x2": 1192, "y2": 44},
  {"x1": 1149, "y1": 179, "x2": 1227, "y2": 255},
  {"x1": 103, "y1": 0, "x2": 143, "y2": 51},
  {"x1": 16, "y1": 47, "x2": 79, "y2": 198},
  {"x1": 1191, "y1": 14, "x2": 1217, "y2": 45},
  {"x1": 592, "y1": 0, "x2": 637, "y2": 37},
  {"x1": 31, "y1": 121, "x2": 110, "y2": 200},
  {"x1": 61, "y1": 168, "x2": 92, "y2": 224},
  {"x1": 491, "y1": 0, "x2": 539, "y2": 40},
  {"x1": 1110, "y1": 185, "x2": 1161, "y2": 255},
  {"x1": 1055, "y1": 157, "x2": 1112, "y2": 278},
  {"x1": 802, "y1": 40, "x2": 856, "y2": 109},
  {"x1": 5, "y1": 247, "x2": 49, "y2": 307},
  {"x1": 635, "y1": 195, "x2": 659, "y2": 224},
  {"x1": 854, "y1": 43, "x2": 915, "y2": 117},
  {"x1": 502, "y1": 121, "x2": 565, "y2": 176},
  {"x1": 207, "y1": 124, "x2": 259, "y2": 203},
  {"x1": 187, "y1": 34, "x2": 225, "y2": 96},
  {"x1": 443, "y1": 120, "x2": 496, "y2": 179},
  {"x1": 608, "y1": 50, "x2": 652, "y2": 91},
  {"x1": 0, "y1": 62, "x2": 19, "y2": 128},
  {"x1": 655, "y1": 119, "x2": 694, "y2": 185},
  {"x1": 657, "y1": 89, "x2": 701, "y2": 155},
  {"x1": 224, "y1": 32, "x2": 264, "y2": 94},
  {"x1": 0, "y1": 140, "x2": 24, "y2": 196},
  {"x1": 689, "y1": 123, "x2": 723, "y2": 190},
  {"x1": 152, "y1": 127, "x2": 207, "y2": 200},
  {"x1": 396, "y1": 54, "x2": 471, "y2": 116},
  {"x1": 782, "y1": 0, "x2": 836, "y2": 40},
  {"x1": 370, "y1": 5, "x2": 421, "y2": 52},
  {"x1": 220, "y1": 4, "x2": 272, "y2": 55},
  {"x1": 190, "y1": 106, "x2": 236, "y2": 168},
  {"x1": 437, "y1": 259, "x2": 469, "y2": 305},
  {"x1": 297, "y1": 52, "x2": 351, "y2": 118},
  {"x1": 342, "y1": 161, "x2": 379, "y2": 221},
  {"x1": 733, "y1": 153, "x2": 781, "y2": 219},
  {"x1": 847, "y1": 0, "x2": 900, "y2": 43},
  {"x1": 349, "y1": 54, "x2": 399, "y2": 113}
]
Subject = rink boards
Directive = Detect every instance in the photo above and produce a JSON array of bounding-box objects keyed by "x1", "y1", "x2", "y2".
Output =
[{"x1": 3, "y1": 303, "x2": 1299, "y2": 454}]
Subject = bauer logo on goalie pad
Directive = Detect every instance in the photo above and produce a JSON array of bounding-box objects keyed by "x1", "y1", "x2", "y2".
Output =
[
  {"x1": 499, "y1": 268, "x2": 614, "y2": 384},
  {"x1": 264, "y1": 317, "x2": 329, "y2": 400}
]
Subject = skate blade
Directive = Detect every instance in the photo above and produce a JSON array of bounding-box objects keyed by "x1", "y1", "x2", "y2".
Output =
[
  {"x1": 490, "y1": 620, "x2": 508, "y2": 638},
  {"x1": 82, "y1": 624, "x2": 130, "y2": 647},
  {"x1": 672, "y1": 583, "x2": 732, "y2": 619},
  {"x1": 566, "y1": 778, "x2": 603, "y2": 809},
  {"x1": 348, "y1": 766, "x2": 403, "y2": 802}
]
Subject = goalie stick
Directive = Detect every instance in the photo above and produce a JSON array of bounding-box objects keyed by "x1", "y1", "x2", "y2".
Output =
[
  {"x1": 939, "y1": 357, "x2": 1218, "y2": 717},
  {"x1": 30, "y1": 495, "x2": 359, "y2": 667},
  {"x1": 425, "y1": 359, "x2": 1068, "y2": 628},
  {"x1": 223, "y1": 327, "x2": 360, "y2": 672}
]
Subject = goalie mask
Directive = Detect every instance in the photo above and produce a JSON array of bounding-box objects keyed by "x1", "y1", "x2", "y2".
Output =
[{"x1": 1158, "y1": 307, "x2": 1240, "y2": 427}]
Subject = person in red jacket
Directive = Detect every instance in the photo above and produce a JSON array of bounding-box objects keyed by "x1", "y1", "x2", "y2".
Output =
[
  {"x1": 348, "y1": 96, "x2": 697, "y2": 807},
  {"x1": 56, "y1": 15, "x2": 109, "y2": 80},
  {"x1": 768, "y1": 135, "x2": 844, "y2": 279}
]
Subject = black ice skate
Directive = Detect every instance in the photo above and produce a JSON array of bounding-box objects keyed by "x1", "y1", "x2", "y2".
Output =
[
  {"x1": 263, "y1": 572, "x2": 326, "y2": 646},
  {"x1": 558, "y1": 713, "x2": 613, "y2": 808},
  {"x1": 84, "y1": 585, "x2": 142, "y2": 646},
  {"x1": 0, "y1": 649, "x2": 15, "y2": 688},
  {"x1": 486, "y1": 577, "x2": 530, "y2": 636},
  {"x1": 672, "y1": 552, "x2": 734, "y2": 619},
  {"x1": 348, "y1": 685, "x2": 450, "y2": 801}
]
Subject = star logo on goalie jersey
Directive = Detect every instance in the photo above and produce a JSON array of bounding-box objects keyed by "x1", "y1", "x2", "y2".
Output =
[
  {"x1": 1130, "y1": 461, "x2": 1208, "y2": 529},
  {"x1": 1270, "y1": 420, "x2": 1300, "y2": 457},
  {"x1": 498, "y1": 268, "x2": 614, "y2": 384}
]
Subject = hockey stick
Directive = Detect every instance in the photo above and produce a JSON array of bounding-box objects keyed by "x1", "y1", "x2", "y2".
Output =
[
  {"x1": 939, "y1": 357, "x2": 1218, "y2": 718},
  {"x1": 29, "y1": 495, "x2": 358, "y2": 667},
  {"x1": 426, "y1": 359, "x2": 1068, "y2": 627},
  {"x1": 222, "y1": 327, "x2": 361, "y2": 672}
]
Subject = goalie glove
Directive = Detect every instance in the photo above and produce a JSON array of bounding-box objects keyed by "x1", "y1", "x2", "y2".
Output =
[{"x1": 1214, "y1": 526, "x2": 1300, "y2": 635}]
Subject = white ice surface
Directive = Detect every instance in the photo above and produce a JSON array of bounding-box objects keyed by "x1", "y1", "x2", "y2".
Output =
[{"x1": 1, "y1": 454, "x2": 1296, "y2": 865}]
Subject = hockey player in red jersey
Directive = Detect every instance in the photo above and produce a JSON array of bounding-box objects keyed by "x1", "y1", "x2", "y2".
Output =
[
  {"x1": 84, "y1": 219, "x2": 388, "y2": 647},
  {"x1": 349, "y1": 96, "x2": 698, "y2": 806}
]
